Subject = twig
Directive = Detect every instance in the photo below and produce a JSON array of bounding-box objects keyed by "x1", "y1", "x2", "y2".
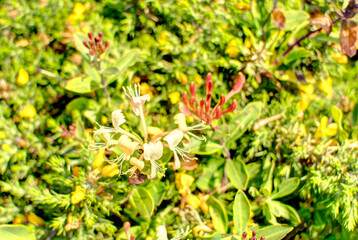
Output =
[
  {"x1": 273, "y1": 17, "x2": 341, "y2": 65},
  {"x1": 97, "y1": 60, "x2": 111, "y2": 106}
]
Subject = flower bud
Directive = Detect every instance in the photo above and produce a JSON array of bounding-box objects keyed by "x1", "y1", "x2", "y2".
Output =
[
  {"x1": 130, "y1": 157, "x2": 144, "y2": 170},
  {"x1": 92, "y1": 148, "x2": 106, "y2": 170},
  {"x1": 88, "y1": 32, "x2": 93, "y2": 40},
  {"x1": 83, "y1": 41, "x2": 89, "y2": 48},
  {"x1": 71, "y1": 186, "x2": 86, "y2": 204},
  {"x1": 222, "y1": 99, "x2": 237, "y2": 114},
  {"x1": 102, "y1": 164, "x2": 119, "y2": 177}
]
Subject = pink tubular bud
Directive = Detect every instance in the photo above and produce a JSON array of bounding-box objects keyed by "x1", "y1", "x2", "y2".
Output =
[
  {"x1": 222, "y1": 99, "x2": 237, "y2": 114},
  {"x1": 83, "y1": 41, "x2": 89, "y2": 48},
  {"x1": 89, "y1": 49, "x2": 95, "y2": 56},
  {"x1": 99, "y1": 32, "x2": 103, "y2": 40},
  {"x1": 189, "y1": 97, "x2": 196, "y2": 109},
  {"x1": 179, "y1": 102, "x2": 193, "y2": 116},
  {"x1": 105, "y1": 40, "x2": 110, "y2": 48},
  {"x1": 89, "y1": 40, "x2": 94, "y2": 48},
  {"x1": 219, "y1": 94, "x2": 226, "y2": 106},
  {"x1": 226, "y1": 72, "x2": 245, "y2": 101},
  {"x1": 95, "y1": 36, "x2": 100, "y2": 43},
  {"x1": 190, "y1": 82, "x2": 199, "y2": 103},
  {"x1": 88, "y1": 32, "x2": 93, "y2": 40},
  {"x1": 206, "y1": 73, "x2": 213, "y2": 94},
  {"x1": 182, "y1": 91, "x2": 190, "y2": 107},
  {"x1": 206, "y1": 93, "x2": 211, "y2": 113},
  {"x1": 214, "y1": 106, "x2": 222, "y2": 119},
  {"x1": 101, "y1": 45, "x2": 106, "y2": 53}
]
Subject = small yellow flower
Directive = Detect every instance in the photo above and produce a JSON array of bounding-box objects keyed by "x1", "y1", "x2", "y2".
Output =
[
  {"x1": 298, "y1": 84, "x2": 314, "y2": 94},
  {"x1": 140, "y1": 82, "x2": 153, "y2": 98},
  {"x1": 0, "y1": 131, "x2": 5, "y2": 139},
  {"x1": 317, "y1": 77, "x2": 333, "y2": 97},
  {"x1": 169, "y1": 91, "x2": 180, "y2": 104},
  {"x1": 13, "y1": 215, "x2": 26, "y2": 224},
  {"x1": 71, "y1": 186, "x2": 86, "y2": 204},
  {"x1": 199, "y1": 195, "x2": 209, "y2": 214},
  {"x1": 332, "y1": 52, "x2": 348, "y2": 64},
  {"x1": 236, "y1": 2, "x2": 251, "y2": 11},
  {"x1": 101, "y1": 115, "x2": 108, "y2": 125},
  {"x1": 27, "y1": 212, "x2": 45, "y2": 226},
  {"x1": 314, "y1": 116, "x2": 338, "y2": 139},
  {"x1": 71, "y1": 166, "x2": 81, "y2": 177},
  {"x1": 175, "y1": 172, "x2": 194, "y2": 195},
  {"x1": 65, "y1": 213, "x2": 81, "y2": 232},
  {"x1": 1, "y1": 144, "x2": 11, "y2": 152},
  {"x1": 179, "y1": 72, "x2": 188, "y2": 85},
  {"x1": 298, "y1": 96, "x2": 310, "y2": 111},
  {"x1": 133, "y1": 76, "x2": 141, "y2": 83},
  {"x1": 102, "y1": 164, "x2": 119, "y2": 177},
  {"x1": 92, "y1": 148, "x2": 106, "y2": 170},
  {"x1": 225, "y1": 39, "x2": 240, "y2": 58},
  {"x1": 19, "y1": 105, "x2": 37, "y2": 118},
  {"x1": 16, "y1": 69, "x2": 29, "y2": 86},
  {"x1": 186, "y1": 194, "x2": 201, "y2": 209}
]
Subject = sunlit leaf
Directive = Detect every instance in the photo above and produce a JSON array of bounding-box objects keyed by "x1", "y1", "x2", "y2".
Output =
[
  {"x1": 64, "y1": 76, "x2": 92, "y2": 94},
  {"x1": 233, "y1": 190, "x2": 251, "y2": 235},
  {"x1": 310, "y1": 15, "x2": 332, "y2": 35},
  {"x1": 208, "y1": 196, "x2": 228, "y2": 233},
  {"x1": 255, "y1": 225, "x2": 293, "y2": 240},
  {"x1": 226, "y1": 159, "x2": 249, "y2": 190}
]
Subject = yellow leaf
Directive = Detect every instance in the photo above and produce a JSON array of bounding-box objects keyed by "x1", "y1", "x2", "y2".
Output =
[
  {"x1": 102, "y1": 164, "x2": 119, "y2": 177},
  {"x1": 27, "y1": 212, "x2": 45, "y2": 226},
  {"x1": 298, "y1": 84, "x2": 314, "y2": 94},
  {"x1": 225, "y1": 39, "x2": 240, "y2": 58},
  {"x1": 16, "y1": 69, "x2": 29, "y2": 86},
  {"x1": 179, "y1": 73, "x2": 188, "y2": 85},
  {"x1": 13, "y1": 215, "x2": 26, "y2": 224},
  {"x1": 0, "y1": 131, "x2": 6, "y2": 139},
  {"x1": 235, "y1": 2, "x2": 251, "y2": 11},
  {"x1": 92, "y1": 148, "x2": 106, "y2": 170},
  {"x1": 148, "y1": 126, "x2": 164, "y2": 137},
  {"x1": 186, "y1": 194, "x2": 201, "y2": 209},
  {"x1": 71, "y1": 186, "x2": 86, "y2": 204},
  {"x1": 332, "y1": 52, "x2": 348, "y2": 64}
]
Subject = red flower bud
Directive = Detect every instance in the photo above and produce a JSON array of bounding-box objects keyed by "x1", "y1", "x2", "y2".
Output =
[
  {"x1": 214, "y1": 106, "x2": 222, "y2": 119},
  {"x1": 98, "y1": 32, "x2": 103, "y2": 40},
  {"x1": 88, "y1": 32, "x2": 93, "y2": 40},
  {"x1": 206, "y1": 72, "x2": 213, "y2": 94},
  {"x1": 190, "y1": 82, "x2": 199, "y2": 103},
  {"x1": 105, "y1": 40, "x2": 110, "y2": 48},
  {"x1": 189, "y1": 97, "x2": 196, "y2": 109},
  {"x1": 226, "y1": 72, "x2": 245, "y2": 100},
  {"x1": 219, "y1": 94, "x2": 226, "y2": 106},
  {"x1": 83, "y1": 41, "x2": 89, "y2": 48},
  {"x1": 182, "y1": 91, "x2": 190, "y2": 107},
  {"x1": 222, "y1": 99, "x2": 237, "y2": 114}
]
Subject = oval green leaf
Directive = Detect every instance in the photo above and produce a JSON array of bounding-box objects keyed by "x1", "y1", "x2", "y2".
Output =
[
  {"x1": 187, "y1": 139, "x2": 222, "y2": 155},
  {"x1": 208, "y1": 196, "x2": 228, "y2": 233},
  {"x1": 255, "y1": 225, "x2": 293, "y2": 240},
  {"x1": 233, "y1": 190, "x2": 251, "y2": 235},
  {"x1": 0, "y1": 225, "x2": 36, "y2": 240},
  {"x1": 65, "y1": 77, "x2": 92, "y2": 94},
  {"x1": 271, "y1": 177, "x2": 300, "y2": 200},
  {"x1": 131, "y1": 187, "x2": 154, "y2": 218},
  {"x1": 226, "y1": 159, "x2": 249, "y2": 190}
]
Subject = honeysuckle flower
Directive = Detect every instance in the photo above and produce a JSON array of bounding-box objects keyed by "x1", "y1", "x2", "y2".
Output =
[
  {"x1": 143, "y1": 141, "x2": 164, "y2": 178},
  {"x1": 71, "y1": 186, "x2": 86, "y2": 204},
  {"x1": 174, "y1": 113, "x2": 206, "y2": 141},
  {"x1": 156, "y1": 225, "x2": 168, "y2": 240},
  {"x1": 107, "y1": 135, "x2": 139, "y2": 174},
  {"x1": 123, "y1": 84, "x2": 150, "y2": 116},
  {"x1": 112, "y1": 109, "x2": 125, "y2": 130},
  {"x1": 164, "y1": 129, "x2": 197, "y2": 169}
]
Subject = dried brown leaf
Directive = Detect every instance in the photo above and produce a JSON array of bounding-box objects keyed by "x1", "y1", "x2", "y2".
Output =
[
  {"x1": 310, "y1": 15, "x2": 332, "y2": 35},
  {"x1": 336, "y1": 0, "x2": 358, "y2": 19},
  {"x1": 272, "y1": 8, "x2": 286, "y2": 30},
  {"x1": 340, "y1": 19, "x2": 358, "y2": 57}
]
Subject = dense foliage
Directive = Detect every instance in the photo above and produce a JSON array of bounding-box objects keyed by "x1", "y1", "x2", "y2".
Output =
[{"x1": 1, "y1": 0, "x2": 358, "y2": 239}]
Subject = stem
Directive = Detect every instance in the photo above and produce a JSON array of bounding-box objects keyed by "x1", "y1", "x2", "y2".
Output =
[
  {"x1": 138, "y1": 105, "x2": 148, "y2": 143},
  {"x1": 273, "y1": 17, "x2": 341, "y2": 65},
  {"x1": 97, "y1": 60, "x2": 111, "y2": 106},
  {"x1": 118, "y1": 128, "x2": 143, "y2": 145}
]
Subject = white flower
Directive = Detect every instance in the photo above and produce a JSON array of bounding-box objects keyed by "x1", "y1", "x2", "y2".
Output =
[
  {"x1": 112, "y1": 109, "x2": 125, "y2": 130},
  {"x1": 174, "y1": 113, "x2": 206, "y2": 141},
  {"x1": 143, "y1": 141, "x2": 164, "y2": 179},
  {"x1": 156, "y1": 225, "x2": 168, "y2": 240},
  {"x1": 164, "y1": 129, "x2": 196, "y2": 169},
  {"x1": 123, "y1": 84, "x2": 150, "y2": 116},
  {"x1": 107, "y1": 135, "x2": 138, "y2": 174}
]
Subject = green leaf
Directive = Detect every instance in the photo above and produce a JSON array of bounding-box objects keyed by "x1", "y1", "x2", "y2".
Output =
[
  {"x1": 285, "y1": 10, "x2": 310, "y2": 31},
  {"x1": 0, "y1": 225, "x2": 36, "y2": 240},
  {"x1": 255, "y1": 225, "x2": 293, "y2": 240},
  {"x1": 271, "y1": 177, "x2": 300, "y2": 199},
  {"x1": 352, "y1": 102, "x2": 358, "y2": 126},
  {"x1": 106, "y1": 49, "x2": 139, "y2": 85},
  {"x1": 66, "y1": 97, "x2": 100, "y2": 112},
  {"x1": 208, "y1": 196, "x2": 228, "y2": 233},
  {"x1": 103, "y1": 67, "x2": 120, "y2": 75},
  {"x1": 331, "y1": 105, "x2": 349, "y2": 141},
  {"x1": 196, "y1": 158, "x2": 225, "y2": 191},
  {"x1": 64, "y1": 77, "x2": 92, "y2": 94},
  {"x1": 226, "y1": 159, "x2": 249, "y2": 190},
  {"x1": 130, "y1": 187, "x2": 154, "y2": 218},
  {"x1": 283, "y1": 48, "x2": 311, "y2": 65},
  {"x1": 226, "y1": 102, "x2": 262, "y2": 144},
  {"x1": 187, "y1": 139, "x2": 222, "y2": 155},
  {"x1": 263, "y1": 203, "x2": 277, "y2": 224},
  {"x1": 270, "y1": 200, "x2": 301, "y2": 226},
  {"x1": 233, "y1": 190, "x2": 251, "y2": 235},
  {"x1": 73, "y1": 33, "x2": 90, "y2": 62}
]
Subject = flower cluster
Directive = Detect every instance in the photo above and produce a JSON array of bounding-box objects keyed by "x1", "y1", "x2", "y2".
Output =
[
  {"x1": 82, "y1": 32, "x2": 110, "y2": 58},
  {"x1": 91, "y1": 84, "x2": 206, "y2": 182},
  {"x1": 179, "y1": 72, "x2": 245, "y2": 125}
]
